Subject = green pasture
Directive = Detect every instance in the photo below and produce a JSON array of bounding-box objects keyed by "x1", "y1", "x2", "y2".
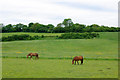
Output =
[
  {"x1": 2, "y1": 39, "x2": 118, "y2": 59},
  {"x1": 2, "y1": 58, "x2": 118, "y2": 78},
  {"x1": 1, "y1": 32, "x2": 118, "y2": 78},
  {"x1": 2, "y1": 32, "x2": 118, "y2": 59}
]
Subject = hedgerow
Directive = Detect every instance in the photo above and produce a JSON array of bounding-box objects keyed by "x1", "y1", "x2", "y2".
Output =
[{"x1": 58, "y1": 32, "x2": 99, "y2": 39}]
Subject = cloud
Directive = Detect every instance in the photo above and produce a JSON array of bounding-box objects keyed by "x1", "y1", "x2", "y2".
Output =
[
  {"x1": 0, "y1": 0, "x2": 119, "y2": 27},
  {"x1": 55, "y1": 1, "x2": 117, "y2": 12}
]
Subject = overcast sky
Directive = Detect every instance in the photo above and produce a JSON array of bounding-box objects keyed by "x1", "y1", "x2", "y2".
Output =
[{"x1": 0, "y1": 0, "x2": 119, "y2": 27}]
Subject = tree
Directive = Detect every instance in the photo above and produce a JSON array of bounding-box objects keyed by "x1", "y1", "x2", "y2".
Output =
[
  {"x1": 14, "y1": 23, "x2": 27, "y2": 32},
  {"x1": 2, "y1": 24, "x2": 13, "y2": 32},
  {"x1": 62, "y1": 18, "x2": 76, "y2": 32},
  {"x1": 30, "y1": 23, "x2": 48, "y2": 33},
  {"x1": 74, "y1": 23, "x2": 86, "y2": 32},
  {"x1": 84, "y1": 25, "x2": 93, "y2": 32},
  {"x1": 47, "y1": 24, "x2": 55, "y2": 33},
  {"x1": 28, "y1": 22, "x2": 34, "y2": 27},
  {"x1": 89, "y1": 24, "x2": 100, "y2": 28},
  {"x1": 22, "y1": 25, "x2": 28, "y2": 32},
  {"x1": 62, "y1": 18, "x2": 74, "y2": 27},
  {"x1": 53, "y1": 26, "x2": 65, "y2": 33},
  {"x1": 89, "y1": 24, "x2": 100, "y2": 32}
]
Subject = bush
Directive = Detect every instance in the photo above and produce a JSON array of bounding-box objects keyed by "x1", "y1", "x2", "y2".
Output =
[
  {"x1": 1, "y1": 34, "x2": 59, "y2": 41},
  {"x1": 41, "y1": 35, "x2": 44, "y2": 38},
  {"x1": 58, "y1": 32, "x2": 99, "y2": 39},
  {"x1": 1, "y1": 34, "x2": 41, "y2": 41}
]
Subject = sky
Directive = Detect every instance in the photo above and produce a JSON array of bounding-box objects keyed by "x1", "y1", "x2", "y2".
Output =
[{"x1": 0, "y1": 0, "x2": 119, "y2": 27}]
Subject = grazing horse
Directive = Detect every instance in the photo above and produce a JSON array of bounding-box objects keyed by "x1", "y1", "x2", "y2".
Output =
[
  {"x1": 72, "y1": 56, "x2": 83, "y2": 65},
  {"x1": 27, "y1": 53, "x2": 39, "y2": 59}
]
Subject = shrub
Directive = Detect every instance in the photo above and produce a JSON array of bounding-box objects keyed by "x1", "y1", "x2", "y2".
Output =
[
  {"x1": 58, "y1": 32, "x2": 99, "y2": 39},
  {"x1": 41, "y1": 35, "x2": 44, "y2": 38},
  {"x1": 1, "y1": 34, "x2": 36, "y2": 41}
]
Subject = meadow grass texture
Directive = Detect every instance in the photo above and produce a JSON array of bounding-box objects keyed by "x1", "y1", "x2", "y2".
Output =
[
  {"x1": 2, "y1": 32, "x2": 118, "y2": 59},
  {"x1": 2, "y1": 58, "x2": 118, "y2": 78},
  {"x1": 2, "y1": 32, "x2": 118, "y2": 78}
]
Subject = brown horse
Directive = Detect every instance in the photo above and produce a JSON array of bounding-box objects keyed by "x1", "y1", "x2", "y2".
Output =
[
  {"x1": 72, "y1": 56, "x2": 83, "y2": 65},
  {"x1": 27, "y1": 53, "x2": 39, "y2": 59}
]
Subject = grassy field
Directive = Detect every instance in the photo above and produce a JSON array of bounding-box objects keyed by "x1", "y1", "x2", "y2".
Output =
[
  {"x1": 2, "y1": 39, "x2": 118, "y2": 59},
  {"x1": 1, "y1": 32, "x2": 118, "y2": 78},
  {"x1": 2, "y1": 58, "x2": 118, "y2": 78},
  {"x1": 2, "y1": 32, "x2": 118, "y2": 59}
]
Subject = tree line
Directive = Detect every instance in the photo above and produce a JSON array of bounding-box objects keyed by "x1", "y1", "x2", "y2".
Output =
[{"x1": 2, "y1": 18, "x2": 119, "y2": 33}]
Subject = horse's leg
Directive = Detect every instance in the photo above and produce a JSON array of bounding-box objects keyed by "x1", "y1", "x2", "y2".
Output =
[
  {"x1": 37, "y1": 56, "x2": 39, "y2": 59},
  {"x1": 75, "y1": 61, "x2": 76, "y2": 65},
  {"x1": 30, "y1": 56, "x2": 31, "y2": 59},
  {"x1": 36, "y1": 55, "x2": 38, "y2": 59},
  {"x1": 37, "y1": 55, "x2": 39, "y2": 59},
  {"x1": 81, "y1": 59, "x2": 83, "y2": 64},
  {"x1": 77, "y1": 61, "x2": 79, "y2": 65}
]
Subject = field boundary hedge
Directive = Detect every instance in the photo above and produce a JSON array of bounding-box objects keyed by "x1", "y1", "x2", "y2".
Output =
[
  {"x1": 1, "y1": 32, "x2": 100, "y2": 41},
  {"x1": 1, "y1": 56, "x2": 118, "y2": 60},
  {"x1": 58, "y1": 32, "x2": 99, "y2": 39},
  {"x1": 1, "y1": 34, "x2": 58, "y2": 41}
]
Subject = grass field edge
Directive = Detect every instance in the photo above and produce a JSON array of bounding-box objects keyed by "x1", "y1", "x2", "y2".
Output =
[{"x1": 1, "y1": 56, "x2": 119, "y2": 60}]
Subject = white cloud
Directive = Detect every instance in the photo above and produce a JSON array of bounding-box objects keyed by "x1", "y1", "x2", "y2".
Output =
[{"x1": 0, "y1": 0, "x2": 119, "y2": 27}]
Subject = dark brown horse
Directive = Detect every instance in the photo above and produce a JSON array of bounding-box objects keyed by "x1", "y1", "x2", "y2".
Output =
[
  {"x1": 72, "y1": 56, "x2": 83, "y2": 65},
  {"x1": 27, "y1": 53, "x2": 39, "y2": 59}
]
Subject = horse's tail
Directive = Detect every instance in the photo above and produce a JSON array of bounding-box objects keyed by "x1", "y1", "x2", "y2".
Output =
[{"x1": 81, "y1": 59, "x2": 83, "y2": 64}]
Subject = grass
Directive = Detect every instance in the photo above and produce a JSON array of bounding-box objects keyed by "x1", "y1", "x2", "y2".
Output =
[
  {"x1": 2, "y1": 58, "x2": 118, "y2": 78},
  {"x1": 1, "y1": 32, "x2": 118, "y2": 78},
  {"x1": 98, "y1": 32, "x2": 118, "y2": 41},
  {"x1": 2, "y1": 38, "x2": 118, "y2": 59}
]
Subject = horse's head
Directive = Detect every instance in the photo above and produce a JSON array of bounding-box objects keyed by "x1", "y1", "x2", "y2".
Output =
[
  {"x1": 72, "y1": 61, "x2": 74, "y2": 64},
  {"x1": 27, "y1": 55, "x2": 29, "y2": 58},
  {"x1": 27, "y1": 53, "x2": 31, "y2": 58}
]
